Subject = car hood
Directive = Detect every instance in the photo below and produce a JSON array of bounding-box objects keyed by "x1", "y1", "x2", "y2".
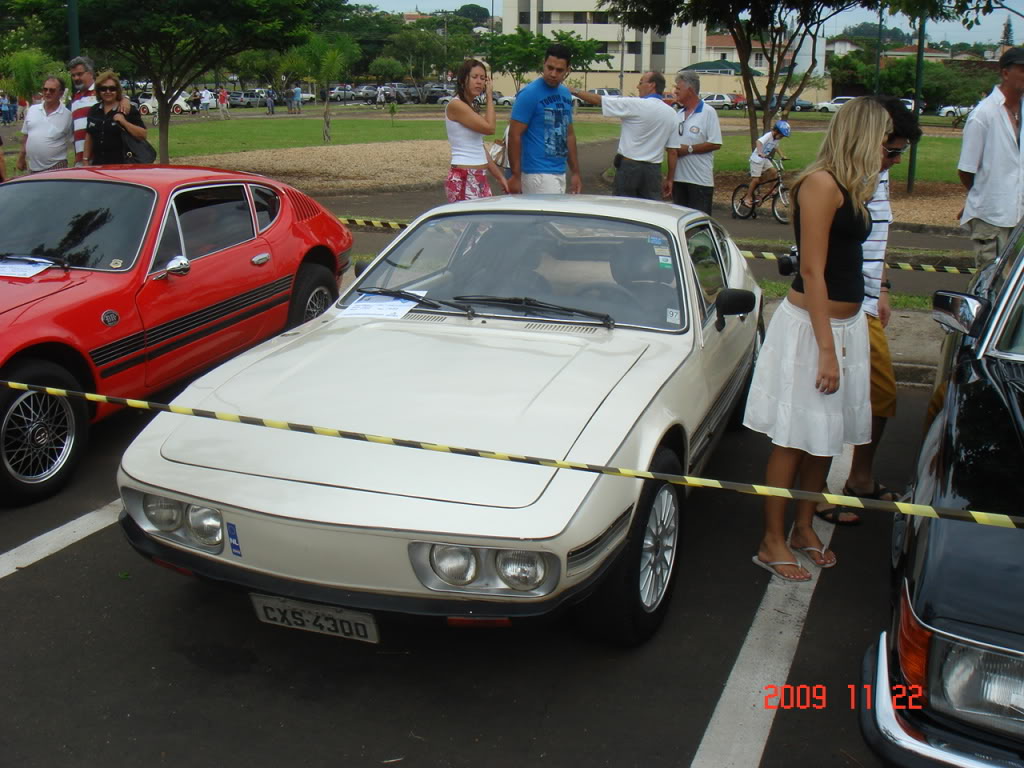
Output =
[
  {"x1": 0, "y1": 269, "x2": 88, "y2": 316},
  {"x1": 159, "y1": 318, "x2": 650, "y2": 507}
]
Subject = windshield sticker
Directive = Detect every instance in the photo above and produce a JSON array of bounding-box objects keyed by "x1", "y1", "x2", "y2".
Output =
[
  {"x1": 227, "y1": 522, "x2": 242, "y2": 557},
  {"x1": 648, "y1": 235, "x2": 665, "y2": 244},
  {"x1": 656, "y1": 250, "x2": 672, "y2": 262},
  {"x1": 109, "y1": 259, "x2": 123, "y2": 269},
  {"x1": 667, "y1": 308, "x2": 681, "y2": 324},
  {"x1": 341, "y1": 290, "x2": 426, "y2": 319},
  {"x1": 0, "y1": 262, "x2": 49, "y2": 279}
]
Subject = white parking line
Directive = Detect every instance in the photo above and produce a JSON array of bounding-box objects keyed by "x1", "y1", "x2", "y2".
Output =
[{"x1": 0, "y1": 500, "x2": 121, "y2": 580}]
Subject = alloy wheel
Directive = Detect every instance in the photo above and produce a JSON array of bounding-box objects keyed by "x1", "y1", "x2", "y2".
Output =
[{"x1": 638, "y1": 484, "x2": 679, "y2": 612}]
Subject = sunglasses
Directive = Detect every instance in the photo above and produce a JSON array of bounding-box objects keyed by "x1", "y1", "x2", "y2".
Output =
[
  {"x1": 41, "y1": 87, "x2": 60, "y2": 93},
  {"x1": 884, "y1": 145, "x2": 909, "y2": 159},
  {"x1": 97, "y1": 85, "x2": 118, "y2": 92}
]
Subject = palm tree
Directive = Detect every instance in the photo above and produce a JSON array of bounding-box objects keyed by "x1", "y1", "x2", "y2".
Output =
[{"x1": 297, "y1": 34, "x2": 361, "y2": 143}]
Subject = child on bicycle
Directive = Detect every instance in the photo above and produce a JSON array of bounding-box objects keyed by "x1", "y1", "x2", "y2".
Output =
[{"x1": 741, "y1": 120, "x2": 790, "y2": 209}]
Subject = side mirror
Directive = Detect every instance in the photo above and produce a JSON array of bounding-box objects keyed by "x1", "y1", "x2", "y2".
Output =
[
  {"x1": 932, "y1": 290, "x2": 989, "y2": 336},
  {"x1": 715, "y1": 288, "x2": 756, "y2": 331},
  {"x1": 166, "y1": 254, "x2": 191, "y2": 277}
]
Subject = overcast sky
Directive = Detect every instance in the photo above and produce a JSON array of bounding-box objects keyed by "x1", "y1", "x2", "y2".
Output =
[{"x1": 373, "y1": 1, "x2": 1021, "y2": 46}]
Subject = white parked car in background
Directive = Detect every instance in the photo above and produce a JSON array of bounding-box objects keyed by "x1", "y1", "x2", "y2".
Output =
[
  {"x1": 816, "y1": 96, "x2": 855, "y2": 113},
  {"x1": 137, "y1": 93, "x2": 191, "y2": 115},
  {"x1": 701, "y1": 93, "x2": 735, "y2": 109},
  {"x1": 118, "y1": 196, "x2": 762, "y2": 648},
  {"x1": 937, "y1": 104, "x2": 971, "y2": 117}
]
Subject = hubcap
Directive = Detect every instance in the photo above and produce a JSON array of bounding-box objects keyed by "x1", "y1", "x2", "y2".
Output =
[
  {"x1": 2, "y1": 391, "x2": 76, "y2": 484},
  {"x1": 304, "y1": 286, "x2": 333, "y2": 322},
  {"x1": 638, "y1": 484, "x2": 679, "y2": 612}
]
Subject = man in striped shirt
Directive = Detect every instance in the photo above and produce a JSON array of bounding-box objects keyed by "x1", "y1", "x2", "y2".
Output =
[
  {"x1": 816, "y1": 95, "x2": 921, "y2": 525},
  {"x1": 68, "y1": 56, "x2": 131, "y2": 165}
]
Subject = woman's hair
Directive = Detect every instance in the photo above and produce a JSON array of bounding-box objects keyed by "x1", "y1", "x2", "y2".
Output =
[
  {"x1": 793, "y1": 96, "x2": 892, "y2": 217},
  {"x1": 94, "y1": 70, "x2": 122, "y2": 101},
  {"x1": 455, "y1": 58, "x2": 485, "y2": 112}
]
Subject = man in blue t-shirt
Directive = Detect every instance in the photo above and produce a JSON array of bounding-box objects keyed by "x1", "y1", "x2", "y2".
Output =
[{"x1": 508, "y1": 44, "x2": 581, "y2": 195}]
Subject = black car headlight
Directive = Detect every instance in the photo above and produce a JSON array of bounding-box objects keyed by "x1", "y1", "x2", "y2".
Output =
[{"x1": 930, "y1": 636, "x2": 1024, "y2": 740}]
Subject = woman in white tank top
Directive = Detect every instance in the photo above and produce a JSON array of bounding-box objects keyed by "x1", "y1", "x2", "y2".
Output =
[{"x1": 445, "y1": 58, "x2": 508, "y2": 202}]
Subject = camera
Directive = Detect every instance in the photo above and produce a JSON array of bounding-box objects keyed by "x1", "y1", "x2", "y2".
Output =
[{"x1": 778, "y1": 245, "x2": 799, "y2": 276}]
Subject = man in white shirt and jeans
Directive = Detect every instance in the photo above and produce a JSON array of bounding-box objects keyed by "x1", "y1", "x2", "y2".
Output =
[
  {"x1": 662, "y1": 71, "x2": 722, "y2": 215},
  {"x1": 571, "y1": 72, "x2": 679, "y2": 200},
  {"x1": 957, "y1": 46, "x2": 1024, "y2": 267},
  {"x1": 16, "y1": 77, "x2": 73, "y2": 174}
]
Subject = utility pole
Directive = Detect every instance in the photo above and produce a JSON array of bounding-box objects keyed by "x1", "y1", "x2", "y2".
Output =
[
  {"x1": 68, "y1": 0, "x2": 80, "y2": 58},
  {"x1": 874, "y1": 5, "x2": 883, "y2": 94},
  {"x1": 908, "y1": 17, "x2": 926, "y2": 194}
]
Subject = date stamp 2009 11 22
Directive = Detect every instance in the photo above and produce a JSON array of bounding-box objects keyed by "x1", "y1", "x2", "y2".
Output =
[{"x1": 763, "y1": 684, "x2": 924, "y2": 710}]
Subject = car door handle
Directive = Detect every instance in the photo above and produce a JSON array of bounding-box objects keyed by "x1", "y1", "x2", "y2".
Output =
[{"x1": 251, "y1": 253, "x2": 271, "y2": 266}]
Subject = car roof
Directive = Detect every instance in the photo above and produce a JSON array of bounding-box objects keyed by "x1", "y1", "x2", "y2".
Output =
[
  {"x1": 420, "y1": 194, "x2": 705, "y2": 232},
  {"x1": 5, "y1": 165, "x2": 276, "y2": 191}
]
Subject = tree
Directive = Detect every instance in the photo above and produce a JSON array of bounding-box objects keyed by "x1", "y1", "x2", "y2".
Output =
[
  {"x1": 383, "y1": 29, "x2": 443, "y2": 82},
  {"x1": 17, "y1": 0, "x2": 313, "y2": 162},
  {"x1": 549, "y1": 30, "x2": 614, "y2": 72},
  {"x1": 456, "y1": 3, "x2": 490, "y2": 24},
  {"x1": 231, "y1": 49, "x2": 283, "y2": 90},
  {"x1": 1002, "y1": 13, "x2": 1014, "y2": 45},
  {"x1": 297, "y1": 32, "x2": 360, "y2": 142},
  {"x1": 838, "y1": 21, "x2": 911, "y2": 44},
  {"x1": 483, "y1": 28, "x2": 612, "y2": 93},
  {"x1": 601, "y1": 0, "x2": 865, "y2": 141},
  {"x1": 0, "y1": 47, "x2": 64, "y2": 101},
  {"x1": 368, "y1": 56, "x2": 406, "y2": 83}
]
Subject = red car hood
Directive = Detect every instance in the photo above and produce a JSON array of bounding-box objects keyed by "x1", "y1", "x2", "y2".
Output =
[{"x1": 0, "y1": 269, "x2": 88, "y2": 316}]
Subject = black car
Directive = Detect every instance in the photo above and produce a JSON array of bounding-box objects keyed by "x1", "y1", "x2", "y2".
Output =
[
  {"x1": 424, "y1": 86, "x2": 455, "y2": 104},
  {"x1": 859, "y1": 225, "x2": 1024, "y2": 767}
]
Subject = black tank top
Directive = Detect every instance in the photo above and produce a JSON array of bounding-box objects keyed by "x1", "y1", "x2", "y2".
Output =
[{"x1": 791, "y1": 178, "x2": 871, "y2": 303}]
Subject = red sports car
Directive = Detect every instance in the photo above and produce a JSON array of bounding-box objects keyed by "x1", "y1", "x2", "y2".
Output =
[{"x1": 0, "y1": 166, "x2": 352, "y2": 504}]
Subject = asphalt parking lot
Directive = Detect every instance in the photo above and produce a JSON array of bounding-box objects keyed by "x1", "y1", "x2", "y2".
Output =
[{"x1": 1, "y1": 138, "x2": 975, "y2": 767}]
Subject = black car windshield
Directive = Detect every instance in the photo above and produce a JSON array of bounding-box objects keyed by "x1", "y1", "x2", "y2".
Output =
[
  {"x1": 0, "y1": 180, "x2": 155, "y2": 271},
  {"x1": 341, "y1": 212, "x2": 684, "y2": 331}
]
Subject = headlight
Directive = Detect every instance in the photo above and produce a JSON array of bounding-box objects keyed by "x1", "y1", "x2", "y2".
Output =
[
  {"x1": 496, "y1": 550, "x2": 546, "y2": 591},
  {"x1": 429, "y1": 545, "x2": 479, "y2": 586},
  {"x1": 143, "y1": 495, "x2": 184, "y2": 531},
  {"x1": 186, "y1": 505, "x2": 223, "y2": 547},
  {"x1": 930, "y1": 635, "x2": 1024, "y2": 740}
]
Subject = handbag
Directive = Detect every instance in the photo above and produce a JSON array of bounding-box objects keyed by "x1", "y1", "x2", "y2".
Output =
[
  {"x1": 487, "y1": 140, "x2": 507, "y2": 168},
  {"x1": 121, "y1": 127, "x2": 157, "y2": 164}
]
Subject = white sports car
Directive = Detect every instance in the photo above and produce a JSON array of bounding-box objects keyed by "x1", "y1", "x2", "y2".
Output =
[{"x1": 118, "y1": 196, "x2": 762, "y2": 647}]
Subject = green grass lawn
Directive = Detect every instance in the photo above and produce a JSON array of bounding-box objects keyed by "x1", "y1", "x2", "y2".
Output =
[{"x1": 166, "y1": 112, "x2": 961, "y2": 184}]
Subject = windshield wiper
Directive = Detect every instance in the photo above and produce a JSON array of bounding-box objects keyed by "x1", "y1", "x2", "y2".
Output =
[
  {"x1": 0, "y1": 253, "x2": 69, "y2": 271},
  {"x1": 452, "y1": 295, "x2": 614, "y2": 328},
  {"x1": 357, "y1": 287, "x2": 475, "y2": 318}
]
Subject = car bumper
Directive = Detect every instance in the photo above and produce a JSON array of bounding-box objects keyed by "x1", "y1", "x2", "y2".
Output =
[
  {"x1": 859, "y1": 633, "x2": 1024, "y2": 768},
  {"x1": 120, "y1": 510, "x2": 617, "y2": 619}
]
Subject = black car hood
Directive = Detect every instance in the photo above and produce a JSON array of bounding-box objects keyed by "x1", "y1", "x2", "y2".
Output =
[{"x1": 912, "y1": 356, "x2": 1024, "y2": 651}]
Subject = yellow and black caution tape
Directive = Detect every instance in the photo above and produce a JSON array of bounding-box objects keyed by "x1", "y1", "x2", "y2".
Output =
[
  {"x1": 3, "y1": 379, "x2": 1020, "y2": 530},
  {"x1": 337, "y1": 216, "x2": 408, "y2": 231},
  {"x1": 739, "y1": 250, "x2": 976, "y2": 275}
]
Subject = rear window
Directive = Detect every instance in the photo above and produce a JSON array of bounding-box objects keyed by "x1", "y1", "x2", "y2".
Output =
[{"x1": 0, "y1": 179, "x2": 154, "y2": 271}]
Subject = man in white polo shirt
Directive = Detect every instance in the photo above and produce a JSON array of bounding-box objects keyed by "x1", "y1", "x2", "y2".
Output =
[
  {"x1": 663, "y1": 71, "x2": 722, "y2": 215},
  {"x1": 570, "y1": 72, "x2": 679, "y2": 200},
  {"x1": 16, "y1": 76, "x2": 73, "y2": 174},
  {"x1": 958, "y1": 46, "x2": 1024, "y2": 267}
]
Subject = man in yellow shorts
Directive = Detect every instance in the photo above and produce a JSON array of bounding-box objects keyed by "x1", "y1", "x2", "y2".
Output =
[{"x1": 816, "y1": 95, "x2": 921, "y2": 524}]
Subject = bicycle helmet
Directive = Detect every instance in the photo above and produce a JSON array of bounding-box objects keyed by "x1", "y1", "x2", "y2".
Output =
[{"x1": 773, "y1": 120, "x2": 791, "y2": 137}]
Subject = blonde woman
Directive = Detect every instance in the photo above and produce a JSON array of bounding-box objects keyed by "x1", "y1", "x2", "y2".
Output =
[
  {"x1": 83, "y1": 71, "x2": 147, "y2": 165},
  {"x1": 744, "y1": 97, "x2": 893, "y2": 582},
  {"x1": 444, "y1": 59, "x2": 508, "y2": 201}
]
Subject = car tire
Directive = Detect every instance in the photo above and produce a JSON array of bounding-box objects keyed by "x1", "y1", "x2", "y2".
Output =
[
  {"x1": 793, "y1": 105, "x2": 802, "y2": 111},
  {"x1": 0, "y1": 359, "x2": 90, "y2": 505},
  {"x1": 287, "y1": 263, "x2": 338, "y2": 329},
  {"x1": 577, "y1": 448, "x2": 683, "y2": 647},
  {"x1": 819, "y1": 107, "x2": 829, "y2": 113},
  {"x1": 728, "y1": 312, "x2": 765, "y2": 430},
  {"x1": 139, "y1": 105, "x2": 150, "y2": 115},
  {"x1": 172, "y1": 105, "x2": 183, "y2": 115}
]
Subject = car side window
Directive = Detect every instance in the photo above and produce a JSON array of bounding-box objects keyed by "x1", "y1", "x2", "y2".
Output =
[
  {"x1": 711, "y1": 223, "x2": 732, "y2": 273},
  {"x1": 173, "y1": 185, "x2": 255, "y2": 260},
  {"x1": 151, "y1": 208, "x2": 184, "y2": 273},
  {"x1": 686, "y1": 225, "x2": 726, "y2": 318},
  {"x1": 251, "y1": 185, "x2": 280, "y2": 232}
]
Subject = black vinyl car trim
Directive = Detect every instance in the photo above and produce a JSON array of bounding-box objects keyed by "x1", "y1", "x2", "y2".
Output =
[
  {"x1": 91, "y1": 275, "x2": 292, "y2": 377},
  {"x1": 120, "y1": 510, "x2": 621, "y2": 619}
]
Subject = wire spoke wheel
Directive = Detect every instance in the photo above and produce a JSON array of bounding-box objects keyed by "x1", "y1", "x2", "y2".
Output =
[
  {"x1": 304, "y1": 285, "x2": 334, "y2": 323},
  {"x1": 773, "y1": 184, "x2": 791, "y2": 224},
  {"x1": 732, "y1": 184, "x2": 754, "y2": 219},
  {"x1": 2, "y1": 389, "x2": 76, "y2": 484}
]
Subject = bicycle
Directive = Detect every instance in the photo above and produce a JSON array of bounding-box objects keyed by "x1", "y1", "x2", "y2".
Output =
[{"x1": 731, "y1": 155, "x2": 790, "y2": 225}]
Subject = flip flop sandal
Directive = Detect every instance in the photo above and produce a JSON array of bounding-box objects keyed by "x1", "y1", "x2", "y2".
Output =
[
  {"x1": 847, "y1": 482, "x2": 898, "y2": 502},
  {"x1": 814, "y1": 506, "x2": 861, "y2": 526},
  {"x1": 751, "y1": 556, "x2": 812, "y2": 582},
  {"x1": 795, "y1": 545, "x2": 837, "y2": 569}
]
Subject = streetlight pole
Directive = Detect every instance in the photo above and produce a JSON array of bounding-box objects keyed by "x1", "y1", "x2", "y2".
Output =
[
  {"x1": 874, "y1": 5, "x2": 883, "y2": 94},
  {"x1": 68, "y1": 0, "x2": 80, "y2": 58}
]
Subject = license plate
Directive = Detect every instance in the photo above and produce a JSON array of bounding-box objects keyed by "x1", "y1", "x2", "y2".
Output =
[{"x1": 250, "y1": 594, "x2": 380, "y2": 644}]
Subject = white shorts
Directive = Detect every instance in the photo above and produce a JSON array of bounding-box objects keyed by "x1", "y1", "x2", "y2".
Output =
[
  {"x1": 522, "y1": 173, "x2": 566, "y2": 194},
  {"x1": 749, "y1": 157, "x2": 770, "y2": 177},
  {"x1": 743, "y1": 299, "x2": 871, "y2": 457}
]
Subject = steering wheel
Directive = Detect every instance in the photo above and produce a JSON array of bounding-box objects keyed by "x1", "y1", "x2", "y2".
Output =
[{"x1": 574, "y1": 282, "x2": 635, "y2": 305}]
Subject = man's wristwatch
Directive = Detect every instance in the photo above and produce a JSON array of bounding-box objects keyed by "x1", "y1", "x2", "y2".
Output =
[
  {"x1": 687, "y1": 144, "x2": 694, "y2": 154},
  {"x1": 880, "y1": 279, "x2": 892, "y2": 290}
]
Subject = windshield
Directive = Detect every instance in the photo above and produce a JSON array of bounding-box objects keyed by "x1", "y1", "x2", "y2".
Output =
[
  {"x1": 344, "y1": 212, "x2": 685, "y2": 331},
  {"x1": 0, "y1": 180, "x2": 155, "y2": 271}
]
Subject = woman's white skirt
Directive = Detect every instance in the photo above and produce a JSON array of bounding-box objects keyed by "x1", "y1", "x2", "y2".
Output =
[{"x1": 743, "y1": 299, "x2": 871, "y2": 457}]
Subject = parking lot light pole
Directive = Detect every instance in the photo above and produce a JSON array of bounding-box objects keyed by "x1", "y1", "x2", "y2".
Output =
[{"x1": 68, "y1": 0, "x2": 80, "y2": 58}]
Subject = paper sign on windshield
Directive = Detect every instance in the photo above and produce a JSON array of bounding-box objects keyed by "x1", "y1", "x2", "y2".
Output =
[
  {"x1": 0, "y1": 263, "x2": 49, "y2": 279},
  {"x1": 340, "y1": 291, "x2": 426, "y2": 319}
]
